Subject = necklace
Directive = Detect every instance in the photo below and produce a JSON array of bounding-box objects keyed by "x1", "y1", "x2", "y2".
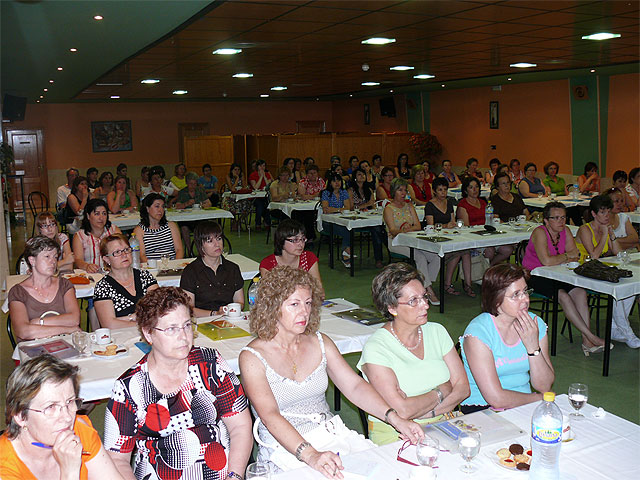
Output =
[
  {"x1": 278, "y1": 344, "x2": 298, "y2": 375},
  {"x1": 389, "y1": 323, "x2": 422, "y2": 351},
  {"x1": 545, "y1": 226, "x2": 560, "y2": 254},
  {"x1": 32, "y1": 278, "x2": 55, "y2": 303}
]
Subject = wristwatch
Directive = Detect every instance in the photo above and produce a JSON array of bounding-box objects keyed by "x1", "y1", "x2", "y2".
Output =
[
  {"x1": 527, "y1": 347, "x2": 541, "y2": 357},
  {"x1": 227, "y1": 472, "x2": 243, "y2": 480},
  {"x1": 435, "y1": 387, "x2": 444, "y2": 404}
]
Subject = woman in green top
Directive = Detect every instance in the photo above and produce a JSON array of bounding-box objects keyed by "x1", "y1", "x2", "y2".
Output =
[
  {"x1": 358, "y1": 263, "x2": 470, "y2": 445},
  {"x1": 542, "y1": 161, "x2": 568, "y2": 196},
  {"x1": 107, "y1": 175, "x2": 138, "y2": 214}
]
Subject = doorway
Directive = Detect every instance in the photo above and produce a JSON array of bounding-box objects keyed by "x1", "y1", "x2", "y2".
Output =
[{"x1": 178, "y1": 123, "x2": 210, "y2": 163}]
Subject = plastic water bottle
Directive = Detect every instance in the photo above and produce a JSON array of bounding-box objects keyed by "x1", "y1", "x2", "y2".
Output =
[
  {"x1": 485, "y1": 201, "x2": 494, "y2": 226},
  {"x1": 572, "y1": 183, "x2": 579, "y2": 200},
  {"x1": 530, "y1": 392, "x2": 562, "y2": 480},
  {"x1": 247, "y1": 277, "x2": 260, "y2": 308},
  {"x1": 129, "y1": 234, "x2": 141, "y2": 269}
]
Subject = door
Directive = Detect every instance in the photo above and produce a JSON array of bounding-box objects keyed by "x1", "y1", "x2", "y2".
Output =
[
  {"x1": 178, "y1": 123, "x2": 210, "y2": 163},
  {"x1": 4, "y1": 129, "x2": 48, "y2": 215}
]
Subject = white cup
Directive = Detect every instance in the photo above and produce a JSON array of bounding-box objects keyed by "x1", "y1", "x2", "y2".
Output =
[
  {"x1": 193, "y1": 203, "x2": 201, "y2": 209},
  {"x1": 518, "y1": 215, "x2": 527, "y2": 222},
  {"x1": 90, "y1": 328, "x2": 112, "y2": 345},
  {"x1": 550, "y1": 193, "x2": 557, "y2": 199},
  {"x1": 222, "y1": 303, "x2": 242, "y2": 317},
  {"x1": 424, "y1": 225, "x2": 435, "y2": 233},
  {"x1": 148, "y1": 258, "x2": 158, "y2": 268},
  {"x1": 123, "y1": 209, "x2": 130, "y2": 214}
]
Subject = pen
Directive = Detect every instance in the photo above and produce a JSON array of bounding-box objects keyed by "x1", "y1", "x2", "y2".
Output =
[{"x1": 32, "y1": 442, "x2": 91, "y2": 455}]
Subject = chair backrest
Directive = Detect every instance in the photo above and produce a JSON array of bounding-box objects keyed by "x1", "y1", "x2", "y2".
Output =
[
  {"x1": 514, "y1": 240, "x2": 528, "y2": 266},
  {"x1": 28, "y1": 191, "x2": 49, "y2": 215},
  {"x1": 7, "y1": 316, "x2": 16, "y2": 349},
  {"x1": 15, "y1": 253, "x2": 26, "y2": 275},
  {"x1": 223, "y1": 234, "x2": 233, "y2": 254}
]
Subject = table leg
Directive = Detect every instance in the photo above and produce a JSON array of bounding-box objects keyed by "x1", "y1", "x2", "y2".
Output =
[
  {"x1": 551, "y1": 281, "x2": 559, "y2": 356},
  {"x1": 439, "y1": 256, "x2": 445, "y2": 314},
  {"x1": 602, "y1": 296, "x2": 614, "y2": 377},
  {"x1": 350, "y1": 229, "x2": 354, "y2": 277},
  {"x1": 329, "y1": 224, "x2": 334, "y2": 269}
]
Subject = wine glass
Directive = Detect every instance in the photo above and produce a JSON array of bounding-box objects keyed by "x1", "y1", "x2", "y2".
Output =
[
  {"x1": 568, "y1": 383, "x2": 588, "y2": 419},
  {"x1": 435, "y1": 223, "x2": 442, "y2": 235},
  {"x1": 160, "y1": 254, "x2": 170, "y2": 270},
  {"x1": 458, "y1": 431, "x2": 481, "y2": 474},
  {"x1": 246, "y1": 462, "x2": 271, "y2": 479},
  {"x1": 509, "y1": 217, "x2": 517, "y2": 228},
  {"x1": 72, "y1": 331, "x2": 89, "y2": 357},
  {"x1": 416, "y1": 436, "x2": 439, "y2": 467}
]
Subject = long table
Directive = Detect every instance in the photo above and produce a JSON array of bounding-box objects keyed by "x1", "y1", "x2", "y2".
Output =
[
  {"x1": 447, "y1": 185, "x2": 491, "y2": 200},
  {"x1": 531, "y1": 252, "x2": 640, "y2": 376},
  {"x1": 523, "y1": 194, "x2": 592, "y2": 209},
  {"x1": 268, "y1": 199, "x2": 318, "y2": 218},
  {"x1": 274, "y1": 395, "x2": 640, "y2": 479},
  {"x1": 2, "y1": 255, "x2": 259, "y2": 313},
  {"x1": 13, "y1": 305, "x2": 376, "y2": 401},
  {"x1": 110, "y1": 207, "x2": 233, "y2": 229}
]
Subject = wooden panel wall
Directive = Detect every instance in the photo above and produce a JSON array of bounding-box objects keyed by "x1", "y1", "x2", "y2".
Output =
[
  {"x1": 183, "y1": 135, "x2": 234, "y2": 184},
  {"x1": 278, "y1": 134, "x2": 333, "y2": 172}
]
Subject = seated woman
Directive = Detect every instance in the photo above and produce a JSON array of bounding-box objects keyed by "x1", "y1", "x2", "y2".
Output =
[
  {"x1": 626, "y1": 167, "x2": 640, "y2": 206},
  {"x1": 408, "y1": 164, "x2": 432, "y2": 206},
  {"x1": 221, "y1": 163, "x2": 252, "y2": 230},
  {"x1": 91, "y1": 172, "x2": 113, "y2": 202},
  {"x1": 105, "y1": 287, "x2": 252, "y2": 480},
  {"x1": 461, "y1": 157, "x2": 483, "y2": 181},
  {"x1": 321, "y1": 173, "x2": 354, "y2": 268},
  {"x1": 491, "y1": 172, "x2": 530, "y2": 222},
  {"x1": 249, "y1": 159, "x2": 273, "y2": 231},
  {"x1": 612, "y1": 170, "x2": 637, "y2": 212},
  {"x1": 422, "y1": 159, "x2": 437, "y2": 185},
  {"x1": 358, "y1": 159, "x2": 377, "y2": 187},
  {"x1": 1, "y1": 355, "x2": 124, "y2": 480},
  {"x1": 180, "y1": 221, "x2": 244, "y2": 317},
  {"x1": 349, "y1": 168, "x2": 384, "y2": 268},
  {"x1": 64, "y1": 176, "x2": 90, "y2": 235},
  {"x1": 9, "y1": 237, "x2": 81, "y2": 343},
  {"x1": 577, "y1": 195, "x2": 640, "y2": 348},
  {"x1": 170, "y1": 162, "x2": 187, "y2": 190},
  {"x1": 395, "y1": 153, "x2": 411, "y2": 179},
  {"x1": 239, "y1": 266, "x2": 423, "y2": 476},
  {"x1": 522, "y1": 201, "x2": 606, "y2": 354},
  {"x1": 542, "y1": 161, "x2": 568, "y2": 196},
  {"x1": 140, "y1": 166, "x2": 176, "y2": 201},
  {"x1": 72, "y1": 199, "x2": 122, "y2": 273},
  {"x1": 426, "y1": 177, "x2": 475, "y2": 297},
  {"x1": 133, "y1": 193, "x2": 183, "y2": 263},
  {"x1": 94, "y1": 234, "x2": 158, "y2": 329},
  {"x1": 270, "y1": 166, "x2": 298, "y2": 201},
  {"x1": 384, "y1": 178, "x2": 440, "y2": 304},
  {"x1": 297, "y1": 165, "x2": 325, "y2": 200},
  {"x1": 438, "y1": 159, "x2": 461, "y2": 188},
  {"x1": 518, "y1": 162, "x2": 549, "y2": 198},
  {"x1": 175, "y1": 172, "x2": 212, "y2": 251},
  {"x1": 358, "y1": 263, "x2": 470, "y2": 445},
  {"x1": 509, "y1": 158, "x2": 524, "y2": 186},
  {"x1": 484, "y1": 157, "x2": 500, "y2": 186},
  {"x1": 606, "y1": 187, "x2": 639, "y2": 251},
  {"x1": 106, "y1": 175, "x2": 138, "y2": 214},
  {"x1": 134, "y1": 166, "x2": 150, "y2": 199},
  {"x1": 457, "y1": 177, "x2": 512, "y2": 265},
  {"x1": 460, "y1": 264, "x2": 554, "y2": 412},
  {"x1": 35, "y1": 212, "x2": 74, "y2": 272},
  {"x1": 375, "y1": 166, "x2": 395, "y2": 201},
  {"x1": 578, "y1": 161, "x2": 601, "y2": 194}
]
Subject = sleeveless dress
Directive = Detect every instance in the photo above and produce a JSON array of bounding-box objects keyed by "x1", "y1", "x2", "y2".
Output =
[{"x1": 140, "y1": 222, "x2": 177, "y2": 260}]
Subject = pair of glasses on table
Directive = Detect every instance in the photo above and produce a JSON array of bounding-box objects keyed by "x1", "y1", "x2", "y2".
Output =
[{"x1": 396, "y1": 439, "x2": 448, "y2": 467}]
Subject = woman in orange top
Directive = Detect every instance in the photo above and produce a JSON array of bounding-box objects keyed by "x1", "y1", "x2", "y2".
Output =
[{"x1": 1, "y1": 355, "x2": 123, "y2": 480}]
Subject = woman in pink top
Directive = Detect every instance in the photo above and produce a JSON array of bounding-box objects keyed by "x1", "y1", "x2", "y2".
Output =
[{"x1": 522, "y1": 201, "x2": 606, "y2": 355}]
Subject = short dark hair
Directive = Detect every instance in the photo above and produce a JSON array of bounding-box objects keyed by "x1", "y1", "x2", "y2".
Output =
[
  {"x1": 175, "y1": 163, "x2": 186, "y2": 174},
  {"x1": 589, "y1": 194, "x2": 612, "y2": 215},
  {"x1": 98, "y1": 171, "x2": 113, "y2": 186},
  {"x1": 86, "y1": 167, "x2": 98, "y2": 176},
  {"x1": 381, "y1": 166, "x2": 394, "y2": 178},
  {"x1": 397, "y1": 153, "x2": 409, "y2": 169},
  {"x1": 70, "y1": 176, "x2": 88, "y2": 195},
  {"x1": 193, "y1": 221, "x2": 223, "y2": 257},
  {"x1": 150, "y1": 165, "x2": 166, "y2": 179},
  {"x1": 116, "y1": 163, "x2": 127, "y2": 173},
  {"x1": 466, "y1": 157, "x2": 478, "y2": 168},
  {"x1": 66, "y1": 167, "x2": 79, "y2": 178},
  {"x1": 24, "y1": 236, "x2": 60, "y2": 271},
  {"x1": 493, "y1": 171, "x2": 511, "y2": 189},
  {"x1": 584, "y1": 161, "x2": 598, "y2": 176},
  {"x1": 441, "y1": 159, "x2": 451, "y2": 168},
  {"x1": 136, "y1": 287, "x2": 193, "y2": 341},
  {"x1": 372, "y1": 263, "x2": 425, "y2": 321},
  {"x1": 523, "y1": 162, "x2": 537, "y2": 173},
  {"x1": 629, "y1": 167, "x2": 640, "y2": 184},
  {"x1": 372, "y1": 154, "x2": 382, "y2": 164},
  {"x1": 274, "y1": 219, "x2": 306, "y2": 256},
  {"x1": 461, "y1": 176, "x2": 481, "y2": 198},
  {"x1": 141, "y1": 166, "x2": 150, "y2": 175},
  {"x1": 349, "y1": 155, "x2": 359, "y2": 165},
  {"x1": 255, "y1": 159, "x2": 267, "y2": 168},
  {"x1": 229, "y1": 163, "x2": 242, "y2": 177},
  {"x1": 202, "y1": 163, "x2": 212, "y2": 172},
  {"x1": 612, "y1": 170, "x2": 627, "y2": 182},
  {"x1": 489, "y1": 158, "x2": 500, "y2": 167},
  {"x1": 305, "y1": 164, "x2": 319, "y2": 174},
  {"x1": 304, "y1": 157, "x2": 314, "y2": 166},
  {"x1": 509, "y1": 158, "x2": 520, "y2": 168},
  {"x1": 542, "y1": 201, "x2": 566, "y2": 220},
  {"x1": 81, "y1": 198, "x2": 111, "y2": 234},
  {"x1": 543, "y1": 161, "x2": 559, "y2": 175},
  {"x1": 481, "y1": 264, "x2": 530, "y2": 316},
  {"x1": 140, "y1": 193, "x2": 167, "y2": 228},
  {"x1": 431, "y1": 176, "x2": 449, "y2": 191}
]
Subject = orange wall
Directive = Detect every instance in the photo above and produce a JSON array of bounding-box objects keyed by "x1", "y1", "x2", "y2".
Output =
[
  {"x1": 429, "y1": 80, "x2": 573, "y2": 173},
  {"x1": 331, "y1": 96, "x2": 408, "y2": 134},
  {"x1": 606, "y1": 73, "x2": 640, "y2": 176}
]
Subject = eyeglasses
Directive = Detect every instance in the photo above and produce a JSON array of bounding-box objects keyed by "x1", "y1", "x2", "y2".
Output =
[
  {"x1": 506, "y1": 288, "x2": 534, "y2": 301},
  {"x1": 203, "y1": 235, "x2": 224, "y2": 243},
  {"x1": 39, "y1": 223, "x2": 57, "y2": 229},
  {"x1": 397, "y1": 293, "x2": 430, "y2": 308},
  {"x1": 153, "y1": 320, "x2": 196, "y2": 336},
  {"x1": 548, "y1": 215, "x2": 566, "y2": 221},
  {"x1": 107, "y1": 247, "x2": 133, "y2": 257},
  {"x1": 286, "y1": 236, "x2": 307, "y2": 244},
  {"x1": 27, "y1": 398, "x2": 84, "y2": 418}
]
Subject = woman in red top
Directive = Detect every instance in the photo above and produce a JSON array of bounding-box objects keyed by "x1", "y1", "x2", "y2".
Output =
[
  {"x1": 422, "y1": 160, "x2": 437, "y2": 184},
  {"x1": 408, "y1": 164, "x2": 432, "y2": 206},
  {"x1": 457, "y1": 177, "x2": 513, "y2": 266},
  {"x1": 376, "y1": 166, "x2": 395, "y2": 201},
  {"x1": 249, "y1": 159, "x2": 273, "y2": 230}
]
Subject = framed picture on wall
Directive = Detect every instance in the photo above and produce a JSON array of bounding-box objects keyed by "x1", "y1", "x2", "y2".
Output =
[
  {"x1": 91, "y1": 120, "x2": 133, "y2": 152},
  {"x1": 489, "y1": 101, "x2": 499, "y2": 129}
]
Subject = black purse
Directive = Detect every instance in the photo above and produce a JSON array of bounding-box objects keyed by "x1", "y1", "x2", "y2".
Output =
[{"x1": 574, "y1": 259, "x2": 632, "y2": 283}]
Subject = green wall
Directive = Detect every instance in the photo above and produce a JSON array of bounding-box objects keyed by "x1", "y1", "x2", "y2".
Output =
[
  {"x1": 406, "y1": 92, "x2": 430, "y2": 133},
  {"x1": 569, "y1": 76, "x2": 600, "y2": 176}
]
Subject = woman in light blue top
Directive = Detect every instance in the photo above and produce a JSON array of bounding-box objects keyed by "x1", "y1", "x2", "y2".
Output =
[
  {"x1": 460, "y1": 264, "x2": 554, "y2": 413},
  {"x1": 518, "y1": 162, "x2": 549, "y2": 198},
  {"x1": 321, "y1": 173, "x2": 353, "y2": 267}
]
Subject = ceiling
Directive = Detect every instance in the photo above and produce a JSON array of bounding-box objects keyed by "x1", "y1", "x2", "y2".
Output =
[{"x1": 2, "y1": 0, "x2": 639, "y2": 104}]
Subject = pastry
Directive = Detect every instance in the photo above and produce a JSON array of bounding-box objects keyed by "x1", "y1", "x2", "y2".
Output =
[
  {"x1": 516, "y1": 462, "x2": 530, "y2": 471},
  {"x1": 509, "y1": 443, "x2": 524, "y2": 455},
  {"x1": 500, "y1": 458, "x2": 516, "y2": 469},
  {"x1": 69, "y1": 276, "x2": 91, "y2": 285},
  {"x1": 514, "y1": 454, "x2": 530, "y2": 464},
  {"x1": 496, "y1": 448, "x2": 511, "y2": 460}
]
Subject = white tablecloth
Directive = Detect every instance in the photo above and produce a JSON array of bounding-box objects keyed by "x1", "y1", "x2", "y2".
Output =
[
  {"x1": 320, "y1": 207, "x2": 426, "y2": 232},
  {"x1": 274, "y1": 395, "x2": 640, "y2": 479},
  {"x1": 2, "y1": 254, "x2": 259, "y2": 313},
  {"x1": 523, "y1": 194, "x2": 591, "y2": 209},
  {"x1": 12, "y1": 302, "x2": 376, "y2": 401},
  {"x1": 628, "y1": 211, "x2": 640, "y2": 224},
  {"x1": 222, "y1": 190, "x2": 267, "y2": 202},
  {"x1": 110, "y1": 208, "x2": 233, "y2": 229},
  {"x1": 268, "y1": 200, "x2": 318, "y2": 217},
  {"x1": 448, "y1": 185, "x2": 491, "y2": 200}
]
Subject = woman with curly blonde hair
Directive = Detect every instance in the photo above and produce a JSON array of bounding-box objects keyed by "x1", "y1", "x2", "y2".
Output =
[{"x1": 239, "y1": 266, "x2": 423, "y2": 478}]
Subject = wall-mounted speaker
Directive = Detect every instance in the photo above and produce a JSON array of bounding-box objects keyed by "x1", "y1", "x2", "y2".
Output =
[
  {"x1": 379, "y1": 97, "x2": 396, "y2": 117},
  {"x1": 2, "y1": 94, "x2": 27, "y2": 121}
]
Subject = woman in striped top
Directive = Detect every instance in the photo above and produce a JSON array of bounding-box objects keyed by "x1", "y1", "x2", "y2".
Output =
[
  {"x1": 133, "y1": 193, "x2": 184, "y2": 263},
  {"x1": 72, "y1": 198, "x2": 121, "y2": 273}
]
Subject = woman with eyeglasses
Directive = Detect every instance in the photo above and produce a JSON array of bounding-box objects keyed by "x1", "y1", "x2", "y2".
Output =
[
  {"x1": 93, "y1": 234, "x2": 158, "y2": 330},
  {"x1": 358, "y1": 263, "x2": 469, "y2": 445},
  {"x1": 321, "y1": 173, "x2": 354, "y2": 268},
  {"x1": 180, "y1": 221, "x2": 244, "y2": 317},
  {"x1": 35, "y1": 212, "x2": 74, "y2": 272},
  {"x1": 104, "y1": 287, "x2": 252, "y2": 480},
  {"x1": 2, "y1": 354, "x2": 124, "y2": 480},
  {"x1": 460, "y1": 264, "x2": 554, "y2": 413},
  {"x1": 522, "y1": 202, "x2": 606, "y2": 355}
]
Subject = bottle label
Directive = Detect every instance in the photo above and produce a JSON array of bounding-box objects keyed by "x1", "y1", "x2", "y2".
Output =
[{"x1": 532, "y1": 424, "x2": 562, "y2": 444}]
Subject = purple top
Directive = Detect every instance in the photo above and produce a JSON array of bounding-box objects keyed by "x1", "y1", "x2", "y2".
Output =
[{"x1": 522, "y1": 226, "x2": 567, "y2": 271}]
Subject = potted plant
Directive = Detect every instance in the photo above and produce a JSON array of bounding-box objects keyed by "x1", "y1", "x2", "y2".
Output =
[{"x1": 409, "y1": 132, "x2": 442, "y2": 162}]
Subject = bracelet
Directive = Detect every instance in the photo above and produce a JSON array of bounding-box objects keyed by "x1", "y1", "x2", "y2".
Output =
[
  {"x1": 435, "y1": 387, "x2": 444, "y2": 404},
  {"x1": 295, "y1": 441, "x2": 312, "y2": 461},
  {"x1": 227, "y1": 472, "x2": 243, "y2": 480},
  {"x1": 384, "y1": 407, "x2": 397, "y2": 425}
]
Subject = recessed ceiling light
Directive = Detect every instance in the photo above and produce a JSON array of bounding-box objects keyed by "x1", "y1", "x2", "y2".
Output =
[
  {"x1": 271, "y1": 86, "x2": 287, "y2": 91},
  {"x1": 69, "y1": 48, "x2": 77, "y2": 52},
  {"x1": 110, "y1": 95, "x2": 120, "y2": 99},
  {"x1": 389, "y1": 89, "x2": 394, "y2": 93},
  {"x1": 413, "y1": 74, "x2": 435, "y2": 79},
  {"x1": 96, "y1": 82, "x2": 123, "y2": 86},
  {"x1": 232, "y1": 73, "x2": 253, "y2": 78},
  {"x1": 57, "y1": 67, "x2": 63, "y2": 71},
  {"x1": 49, "y1": 80, "x2": 54, "y2": 83},
  {"x1": 141, "y1": 79, "x2": 160, "y2": 84},
  {"x1": 39, "y1": 95, "x2": 43, "y2": 98},
  {"x1": 507, "y1": 77, "x2": 512, "y2": 81},
  {"x1": 582, "y1": 32, "x2": 621, "y2": 41},
  {"x1": 590, "y1": 69, "x2": 596, "y2": 73},
  {"x1": 349, "y1": 94, "x2": 353, "y2": 97},
  {"x1": 93, "y1": 15, "x2": 103, "y2": 21},
  {"x1": 43, "y1": 88, "x2": 48, "y2": 92},
  {"x1": 172, "y1": 90, "x2": 188, "y2": 95},
  {"x1": 441, "y1": 84, "x2": 446, "y2": 87},
  {"x1": 36, "y1": 100, "x2": 40, "y2": 103},
  {"x1": 361, "y1": 82, "x2": 380, "y2": 86},
  {"x1": 362, "y1": 37, "x2": 396, "y2": 45},
  {"x1": 510, "y1": 62, "x2": 537, "y2": 68},
  {"x1": 390, "y1": 66, "x2": 414, "y2": 71},
  {"x1": 213, "y1": 48, "x2": 242, "y2": 55},
  {"x1": 260, "y1": 94, "x2": 269, "y2": 98}
]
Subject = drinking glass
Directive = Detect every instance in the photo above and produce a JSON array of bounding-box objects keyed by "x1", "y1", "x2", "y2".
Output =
[
  {"x1": 617, "y1": 250, "x2": 630, "y2": 266},
  {"x1": 72, "y1": 331, "x2": 89, "y2": 356},
  {"x1": 568, "y1": 383, "x2": 588, "y2": 419},
  {"x1": 160, "y1": 254, "x2": 170, "y2": 270},
  {"x1": 456, "y1": 219, "x2": 464, "y2": 229},
  {"x1": 416, "y1": 436, "x2": 440, "y2": 467},
  {"x1": 246, "y1": 462, "x2": 271, "y2": 479},
  {"x1": 458, "y1": 431, "x2": 481, "y2": 474},
  {"x1": 509, "y1": 217, "x2": 517, "y2": 228},
  {"x1": 435, "y1": 223, "x2": 442, "y2": 234}
]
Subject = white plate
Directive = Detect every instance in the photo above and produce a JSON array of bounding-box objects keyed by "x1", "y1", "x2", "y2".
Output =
[
  {"x1": 91, "y1": 344, "x2": 128, "y2": 359},
  {"x1": 484, "y1": 452, "x2": 529, "y2": 473}
]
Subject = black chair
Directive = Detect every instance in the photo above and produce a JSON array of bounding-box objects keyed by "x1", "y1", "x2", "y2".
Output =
[
  {"x1": 7, "y1": 315, "x2": 16, "y2": 349},
  {"x1": 15, "y1": 253, "x2": 25, "y2": 275},
  {"x1": 28, "y1": 191, "x2": 49, "y2": 236}
]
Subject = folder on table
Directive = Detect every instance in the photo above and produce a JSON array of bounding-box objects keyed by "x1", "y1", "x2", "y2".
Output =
[{"x1": 197, "y1": 320, "x2": 251, "y2": 341}]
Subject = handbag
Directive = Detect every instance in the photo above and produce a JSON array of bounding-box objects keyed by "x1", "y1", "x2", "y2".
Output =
[
  {"x1": 253, "y1": 412, "x2": 375, "y2": 471},
  {"x1": 574, "y1": 259, "x2": 632, "y2": 283}
]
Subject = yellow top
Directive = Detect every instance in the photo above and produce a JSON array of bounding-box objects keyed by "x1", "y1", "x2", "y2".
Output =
[{"x1": 576, "y1": 222, "x2": 609, "y2": 261}]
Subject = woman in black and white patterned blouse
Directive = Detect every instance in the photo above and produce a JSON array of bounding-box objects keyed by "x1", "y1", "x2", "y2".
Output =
[{"x1": 94, "y1": 233, "x2": 158, "y2": 329}]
